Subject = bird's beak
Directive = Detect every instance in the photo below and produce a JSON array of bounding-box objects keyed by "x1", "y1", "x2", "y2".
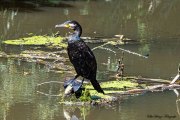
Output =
[{"x1": 55, "y1": 23, "x2": 70, "y2": 28}]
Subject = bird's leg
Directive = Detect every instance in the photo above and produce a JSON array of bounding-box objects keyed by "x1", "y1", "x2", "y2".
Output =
[
  {"x1": 80, "y1": 78, "x2": 85, "y2": 88},
  {"x1": 81, "y1": 78, "x2": 84, "y2": 84}
]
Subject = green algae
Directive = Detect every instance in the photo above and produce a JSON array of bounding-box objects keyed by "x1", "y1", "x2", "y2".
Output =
[
  {"x1": 79, "y1": 89, "x2": 91, "y2": 102},
  {"x1": 84, "y1": 80, "x2": 139, "y2": 99},
  {"x1": 3, "y1": 35, "x2": 67, "y2": 48},
  {"x1": 86, "y1": 80, "x2": 138, "y2": 93}
]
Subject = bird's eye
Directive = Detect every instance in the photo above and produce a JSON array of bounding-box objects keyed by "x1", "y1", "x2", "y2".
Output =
[
  {"x1": 69, "y1": 23, "x2": 76, "y2": 27},
  {"x1": 65, "y1": 24, "x2": 70, "y2": 28}
]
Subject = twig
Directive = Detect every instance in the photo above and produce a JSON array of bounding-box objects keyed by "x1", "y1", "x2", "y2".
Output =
[
  {"x1": 176, "y1": 98, "x2": 180, "y2": 117},
  {"x1": 135, "y1": 77, "x2": 170, "y2": 84},
  {"x1": 173, "y1": 89, "x2": 180, "y2": 117},
  {"x1": 116, "y1": 52, "x2": 125, "y2": 80},
  {"x1": 174, "y1": 89, "x2": 179, "y2": 97},
  {"x1": 92, "y1": 42, "x2": 111, "y2": 51},
  {"x1": 92, "y1": 41, "x2": 148, "y2": 59},
  {"x1": 36, "y1": 90, "x2": 61, "y2": 97},
  {"x1": 37, "y1": 81, "x2": 64, "y2": 86},
  {"x1": 115, "y1": 46, "x2": 148, "y2": 59},
  {"x1": 171, "y1": 64, "x2": 180, "y2": 84},
  {"x1": 96, "y1": 46, "x2": 116, "y2": 53}
]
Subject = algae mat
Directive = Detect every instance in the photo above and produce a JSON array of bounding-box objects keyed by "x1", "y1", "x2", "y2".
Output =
[{"x1": 3, "y1": 35, "x2": 67, "y2": 48}]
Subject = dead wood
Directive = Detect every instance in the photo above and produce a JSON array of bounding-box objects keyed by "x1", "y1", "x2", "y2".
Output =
[{"x1": 134, "y1": 77, "x2": 171, "y2": 84}]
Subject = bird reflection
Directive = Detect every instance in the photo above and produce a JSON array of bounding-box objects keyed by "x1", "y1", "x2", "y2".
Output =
[
  {"x1": 63, "y1": 109, "x2": 79, "y2": 120},
  {"x1": 63, "y1": 106, "x2": 90, "y2": 120}
]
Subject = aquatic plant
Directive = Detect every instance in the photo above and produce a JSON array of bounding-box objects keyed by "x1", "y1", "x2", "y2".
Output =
[
  {"x1": 79, "y1": 89, "x2": 91, "y2": 102},
  {"x1": 83, "y1": 80, "x2": 139, "y2": 102}
]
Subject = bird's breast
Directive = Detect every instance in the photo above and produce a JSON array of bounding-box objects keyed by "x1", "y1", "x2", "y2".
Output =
[{"x1": 67, "y1": 41, "x2": 83, "y2": 59}]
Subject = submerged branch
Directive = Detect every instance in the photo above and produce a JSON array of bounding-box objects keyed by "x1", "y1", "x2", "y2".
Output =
[
  {"x1": 37, "y1": 81, "x2": 64, "y2": 86},
  {"x1": 115, "y1": 84, "x2": 180, "y2": 95},
  {"x1": 115, "y1": 46, "x2": 148, "y2": 59},
  {"x1": 36, "y1": 91, "x2": 61, "y2": 97},
  {"x1": 170, "y1": 64, "x2": 180, "y2": 84},
  {"x1": 92, "y1": 41, "x2": 148, "y2": 59},
  {"x1": 134, "y1": 77, "x2": 170, "y2": 84}
]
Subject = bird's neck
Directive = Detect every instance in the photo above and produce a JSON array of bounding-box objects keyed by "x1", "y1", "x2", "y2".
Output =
[
  {"x1": 68, "y1": 27, "x2": 82, "y2": 43},
  {"x1": 74, "y1": 26, "x2": 82, "y2": 37},
  {"x1": 68, "y1": 34, "x2": 81, "y2": 43}
]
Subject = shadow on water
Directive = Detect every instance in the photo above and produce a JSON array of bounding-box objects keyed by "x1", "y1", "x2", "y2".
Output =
[{"x1": 0, "y1": 0, "x2": 73, "y2": 12}]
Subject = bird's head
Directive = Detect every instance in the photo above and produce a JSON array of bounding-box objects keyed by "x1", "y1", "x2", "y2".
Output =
[
  {"x1": 55, "y1": 20, "x2": 80, "y2": 30},
  {"x1": 55, "y1": 20, "x2": 82, "y2": 37}
]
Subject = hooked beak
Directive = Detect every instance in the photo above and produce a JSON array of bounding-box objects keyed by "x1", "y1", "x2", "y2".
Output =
[{"x1": 55, "y1": 23, "x2": 70, "y2": 28}]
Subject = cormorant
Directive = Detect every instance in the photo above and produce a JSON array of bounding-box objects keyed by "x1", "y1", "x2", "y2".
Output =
[{"x1": 55, "y1": 20, "x2": 104, "y2": 94}]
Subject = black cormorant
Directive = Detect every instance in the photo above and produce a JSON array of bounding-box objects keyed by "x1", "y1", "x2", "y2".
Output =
[{"x1": 55, "y1": 20, "x2": 104, "y2": 94}]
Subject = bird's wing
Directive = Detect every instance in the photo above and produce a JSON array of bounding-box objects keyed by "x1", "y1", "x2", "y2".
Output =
[
  {"x1": 67, "y1": 41, "x2": 104, "y2": 94},
  {"x1": 81, "y1": 44, "x2": 104, "y2": 94},
  {"x1": 81, "y1": 42, "x2": 97, "y2": 77},
  {"x1": 67, "y1": 41, "x2": 97, "y2": 78}
]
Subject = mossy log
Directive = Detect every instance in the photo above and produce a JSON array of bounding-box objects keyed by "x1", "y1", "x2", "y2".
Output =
[{"x1": 60, "y1": 79, "x2": 139, "y2": 106}]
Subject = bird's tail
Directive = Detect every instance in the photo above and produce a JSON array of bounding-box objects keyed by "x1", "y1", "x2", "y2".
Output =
[{"x1": 90, "y1": 79, "x2": 104, "y2": 94}]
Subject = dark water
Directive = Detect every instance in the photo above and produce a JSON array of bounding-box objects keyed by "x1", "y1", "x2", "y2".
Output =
[{"x1": 0, "y1": 0, "x2": 180, "y2": 120}]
